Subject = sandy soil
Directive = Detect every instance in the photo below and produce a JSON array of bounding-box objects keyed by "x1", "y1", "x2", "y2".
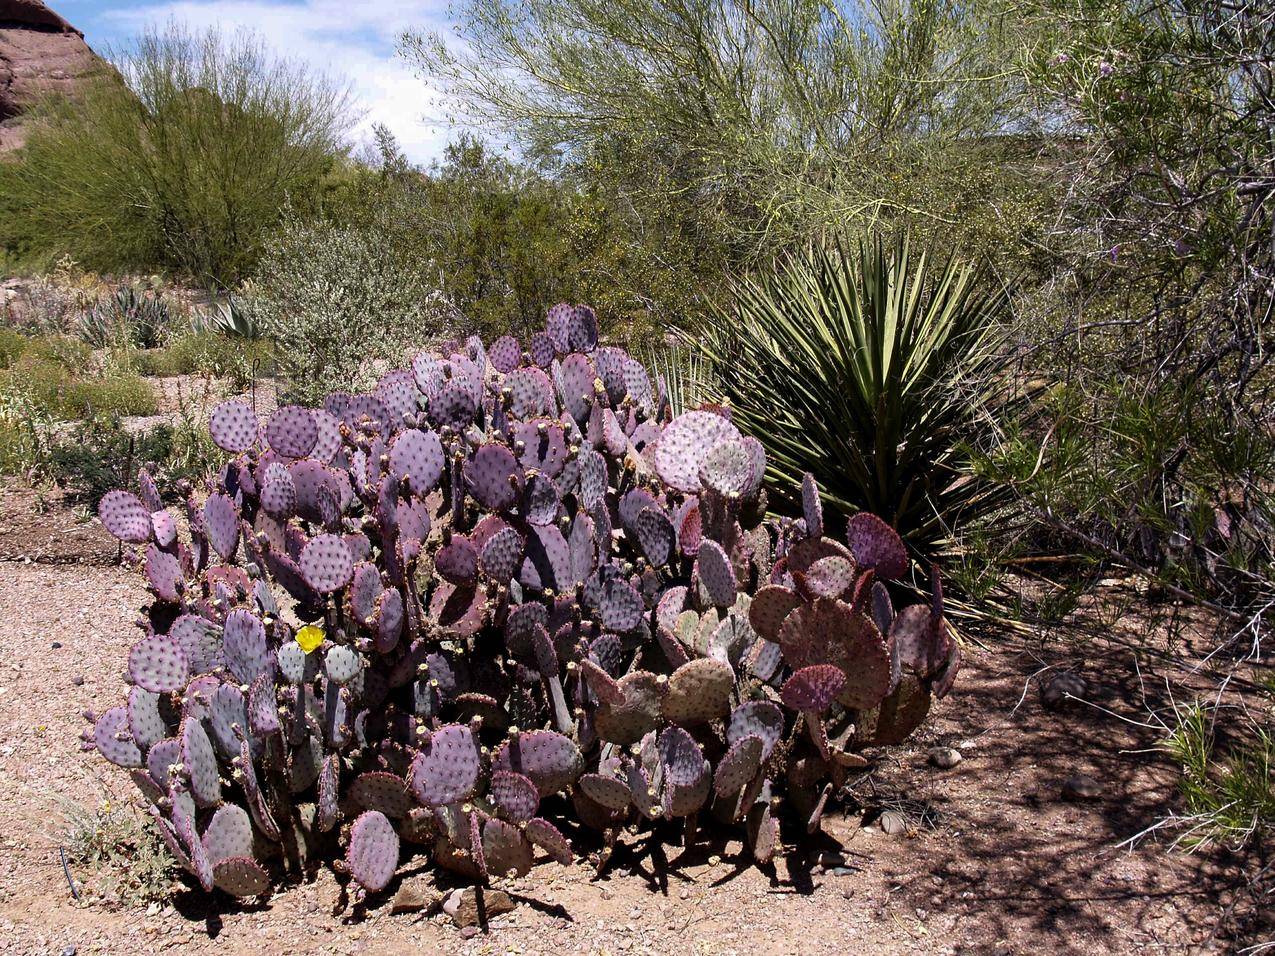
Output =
[{"x1": 0, "y1": 487, "x2": 1268, "y2": 955}]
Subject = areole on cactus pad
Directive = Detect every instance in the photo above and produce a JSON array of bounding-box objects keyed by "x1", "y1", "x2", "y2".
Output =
[{"x1": 86, "y1": 303, "x2": 959, "y2": 902}]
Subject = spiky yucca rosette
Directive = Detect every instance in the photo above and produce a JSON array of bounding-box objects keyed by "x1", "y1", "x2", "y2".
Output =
[{"x1": 86, "y1": 303, "x2": 960, "y2": 901}]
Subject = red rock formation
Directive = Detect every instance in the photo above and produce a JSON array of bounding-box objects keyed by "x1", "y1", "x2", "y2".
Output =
[{"x1": 0, "y1": 0, "x2": 102, "y2": 152}]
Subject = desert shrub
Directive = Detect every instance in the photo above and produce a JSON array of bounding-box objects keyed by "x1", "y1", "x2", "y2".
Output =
[
  {"x1": 0, "y1": 25, "x2": 354, "y2": 283},
  {"x1": 325, "y1": 131, "x2": 676, "y2": 346},
  {"x1": 67, "y1": 372, "x2": 158, "y2": 419},
  {"x1": 131, "y1": 332, "x2": 273, "y2": 389},
  {"x1": 698, "y1": 233, "x2": 1022, "y2": 564},
  {"x1": 0, "y1": 354, "x2": 156, "y2": 420},
  {"x1": 84, "y1": 304, "x2": 959, "y2": 901},
  {"x1": 0, "y1": 329, "x2": 26, "y2": 368},
  {"x1": 989, "y1": 0, "x2": 1275, "y2": 625},
  {"x1": 0, "y1": 331, "x2": 92, "y2": 370},
  {"x1": 404, "y1": 0, "x2": 1048, "y2": 316},
  {"x1": 61, "y1": 798, "x2": 178, "y2": 906},
  {"x1": 38, "y1": 413, "x2": 219, "y2": 502},
  {"x1": 252, "y1": 217, "x2": 451, "y2": 403}
]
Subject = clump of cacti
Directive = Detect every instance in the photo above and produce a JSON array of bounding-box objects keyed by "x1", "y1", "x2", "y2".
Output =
[{"x1": 86, "y1": 303, "x2": 960, "y2": 902}]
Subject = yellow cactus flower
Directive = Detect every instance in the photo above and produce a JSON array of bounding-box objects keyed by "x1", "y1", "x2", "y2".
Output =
[{"x1": 295, "y1": 624, "x2": 325, "y2": 654}]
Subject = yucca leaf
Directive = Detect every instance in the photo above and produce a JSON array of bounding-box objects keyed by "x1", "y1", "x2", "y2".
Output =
[{"x1": 695, "y1": 232, "x2": 1019, "y2": 561}]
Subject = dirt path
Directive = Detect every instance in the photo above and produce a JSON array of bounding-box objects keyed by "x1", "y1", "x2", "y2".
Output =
[{"x1": 0, "y1": 491, "x2": 1260, "y2": 954}]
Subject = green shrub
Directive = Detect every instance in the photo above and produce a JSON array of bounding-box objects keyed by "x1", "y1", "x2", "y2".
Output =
[
  {"x1": 1165, "y1": 699, "x2": 1275, "y2": 851},
  {"x1": 698, "y1": 233, "x2": 1022, "y2": 563},
  {"x1": 252, "y1": 217, "x2": 449, "y2": 403},
  {"x1": 0, "y1": 25, "x2": 354, "y2": 283},
  {"x1": 67, "y1": 374, "x2": 158, "y2": 418},
  {"x1": 44, "y1": 414, "x2": 217, "y2": 501},
  {"x1": 0, "y1": 330, "x2": 91, "y2": 370},
  {"x1": 0, "y1": 328, "x2": 26, "y2": 368},
  {"x1": 0, "y1": 355, "x2": 156, "y2": 420},
  {"x1": 61, "y1": 797, "x2": 178, "y2": 907}
]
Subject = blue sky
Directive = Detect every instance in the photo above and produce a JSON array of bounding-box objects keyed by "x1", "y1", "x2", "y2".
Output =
[{"x1": 52, "y1": 0, "x2": 454, "y2": 162}]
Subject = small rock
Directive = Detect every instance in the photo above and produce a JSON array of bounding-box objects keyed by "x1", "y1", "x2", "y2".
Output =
[
  {"x1": 450, "y1": 888, "x2": 514, "y2": 928},
  {"x1": 71, "y1": 676, "x2": 84, "y2": 687},
  {"x1": 390, "y1": 881, "x2": 432, "y2": 915},
  {"x1": 459, "y1": 926, "x2": 479, "y2": 939},
  {"x1": 61, "y1": 947, "x2": 76, "y2": 956},
  {"x1": 929, "y1": 747, "x2": 963, "y2": 769},
  {"x1": 879, "y1": 810, "x2": 908, "y2": 835},
  {"x1": 1062, "y1": 774, "x2": 1102, "y2": 801},
  {"x1": 830, "y1": 867, "x2": 855, "y2": 876},
  {"x1": 52, "y1": 642, "x2": 63, "y2": 650},
  {"x1": 1041, "y1": 673, "x2": 1087, "y2": 711}
]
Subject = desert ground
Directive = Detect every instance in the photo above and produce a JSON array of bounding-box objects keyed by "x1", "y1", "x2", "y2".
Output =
[{"x1": 0, "y1": 483, "x2": 1263, "y2": 954}]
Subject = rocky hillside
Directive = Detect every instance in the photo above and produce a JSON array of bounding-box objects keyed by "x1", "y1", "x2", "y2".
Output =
[{"x1": 0, "y1": 0, "x2": 100, "y2": 152}]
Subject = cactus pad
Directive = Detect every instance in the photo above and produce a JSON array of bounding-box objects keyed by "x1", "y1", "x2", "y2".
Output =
[
  {"x1": 780, "y1": 664, "x2": 846, "y2": 713},
  {"x1": 347, "y1": 810, "x2": 400, "y2": 893},
  {"x1": 714, "y1": 734, "x2": 764, "y2": 797},
  {"x1": 181, "y1": 717, "x2": 222, "y2": 806},
  {"x1": 213, "y1": 857, "x2": 271, "y2": 897},
  {"x1": 94, "y1": 706, "x2": 142, "y2": 767},
  {"x1": 663, "y1": 658, "x2": 734, "y2": 725},
  {"x1": 525, "y1": 817, "x2": 572, "y2": 864},
  {"x1": 654, "y1": 410, "x2": 740, "y2": 493},
  {"x1": 351, "y1": 772, "x2": 415, "y2": 817},
  {"x1": 201, "y1": 804, "x2": 254, "y2": 865},
  {"x1": 99, "y1": 490, "x2": 153, "y2": 543},
  {"x1": 299, "y1": 534, "x2": 354, "y2": 593},
  {"x1": 266, "y1": 405, "x2": 319, "y2": 459},
  {"x1": 696, "y1": 539, "x2": 737, "y2": 607},
  {"x1": 727, "y1": 701, "x2": 784, "y2": 761},
  {"x1": 223, "y1": 610, "x2": 271, "y2": 685},
  {"x1": 388, "y1": 429, "x2": 445, "y2": 496},
  {"x1": 845, "y1": 512, "x2": 909, "y2": 581},
  {"x1": 493, "y1": 730, "x2": 583, "y2": 796},
  {"x1": 144, "y1": 544, "x2": 184, "y2": 602},
  {"x1": 209, "y1": 400, "x2": 257, "y2": 453},
  {"x1": 128, "y1": 635, "x2": 189, "y2": 693},
  {"x1": 409, "y1": 723, "x2": 480, "y2": 806}
]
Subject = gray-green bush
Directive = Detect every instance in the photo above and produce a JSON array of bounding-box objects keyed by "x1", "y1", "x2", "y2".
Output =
[{"x1": 251, "y1": 217, "x2": 454, "y2": 403}]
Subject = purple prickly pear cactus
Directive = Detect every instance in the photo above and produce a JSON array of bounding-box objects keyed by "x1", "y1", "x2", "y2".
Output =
[{"x1": 85, "y1": 301, "x2": 958, "y2": 902}]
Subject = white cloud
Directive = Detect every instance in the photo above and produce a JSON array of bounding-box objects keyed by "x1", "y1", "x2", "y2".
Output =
[{"x1": 98, "y1": 0, "x2": 453, "y2": 162}]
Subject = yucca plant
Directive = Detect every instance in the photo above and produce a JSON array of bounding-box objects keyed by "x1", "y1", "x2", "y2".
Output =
[{"x1": 697, "y1": 233, "x2": 1018, "y2": 564}]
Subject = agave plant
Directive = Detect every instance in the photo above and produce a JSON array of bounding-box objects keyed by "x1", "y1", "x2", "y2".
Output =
[
  {"x1": 697, "y1": 233, "x2": 1018, "y2": 564},
  {"x1": 81, "y1": 285, "x2": 173, "y2": 350},
  {"x1": 200, "y1": 296, "x2": 264, "y2": 342}
]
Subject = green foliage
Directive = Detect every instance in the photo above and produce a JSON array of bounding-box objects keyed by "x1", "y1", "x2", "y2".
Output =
[
  {"x1": 0, "y1": 333, "x2": 157, "y2": 421},
  {"x1": 1165, "y1": 700, "x2": 1275, "y2": 851},
  {"x1": 405, "y1": 0, "x2": 1048, "y2": 307},
  {"x1": 698, "y1": 233, "x2": 1019, "y2": 560},
  {"x1": 0, "y1": 25, "x2": 354, "y2": 283},
  {"x1": 323, "y1": 133, "x2": 673, "y2": 345},
  {"x1": 60, "y1": 798, "x2": 178, "y2": 907},
  {"x1": 251, "y1": 216, "x2": 448, "y2": 404},
  {"x1": 126, "y1": 332, "x2": 273, "y2": 390},
  {"x1": 0, "y1": 332, "x2": 91, "y2": 370},
  {"x1": 43, "y1": 414, "x2": 216, "y2": 502}
]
